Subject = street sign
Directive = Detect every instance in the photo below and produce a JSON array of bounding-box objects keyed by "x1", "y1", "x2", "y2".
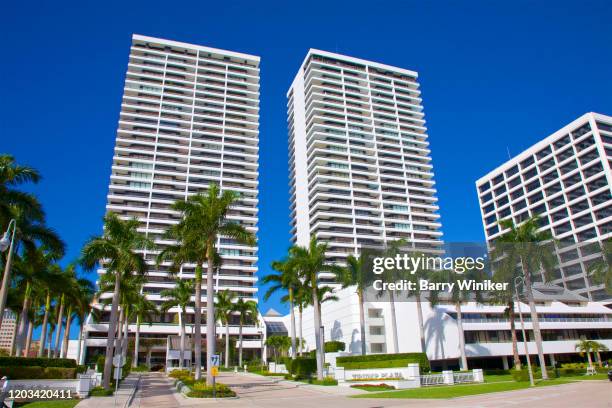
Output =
[
  {"x1": 211, "y1": 366, "x2": 219, "y2": 377},
  {"x1": 112, "y1": 355, "x2": 126, "y2": 367},
  {"x1": 211, "y1": 354, "x2": 220, "y2": 367},
  {"x1": 113, "y1": 367, "x2": 122, "y2": 379}
]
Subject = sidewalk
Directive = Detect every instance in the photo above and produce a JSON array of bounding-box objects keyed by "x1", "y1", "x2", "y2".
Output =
[{"x1": 76, "y1": 373, "x2": 140, "y2": 408}]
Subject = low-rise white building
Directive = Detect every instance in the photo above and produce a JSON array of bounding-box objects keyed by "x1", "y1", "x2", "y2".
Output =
[{"x1": 284, "y1": 284, "x2": 612, "y2": 370}]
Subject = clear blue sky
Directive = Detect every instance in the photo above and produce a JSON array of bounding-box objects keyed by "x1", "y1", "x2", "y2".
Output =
[{"x1": 2, "y1": 0, "x2": 611, "y2": 338}]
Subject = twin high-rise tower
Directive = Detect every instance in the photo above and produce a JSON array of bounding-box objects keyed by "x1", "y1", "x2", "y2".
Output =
[{"x1": 83, "y1": 34, "x2": 610, "y2": 364}]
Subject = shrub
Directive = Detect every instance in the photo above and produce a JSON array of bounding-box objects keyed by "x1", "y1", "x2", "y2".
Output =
[
  {"x1": 324, "y1": 341, "x2": 345, "y2": 353},
  {"x1": 483, "y1": 369, "x2": 511, "y2": 375},
  {"x1": 336, "y1": 353, "x2": 429, "y2": 372},
  {"x1": 0, "y1": 366, "x2": 76, "y2": 379},
  {"x1": 90, "y1": 386, "x2": 113, "y2": 396},
  {"x1": 0, "y1": 357, "x2": 76, "y2": 368},
  {"x1": 310, "y1": 377, "x2": 337, "y2": 385},
  {"x1": 76, "y1": 365, "x2": 88, "y2": 374},
  {"x1": 96, "y1": 356, "x2": 105, "y2": 373},
  {"x1": 132, "y1": 365, "x2": 149, "y2": 372},
  {"x1": 187, "y1": 382, "x2": 236, "y2": 398},
  {"x1": 169, "y1": 369, "x2": 191, "y2": 379},
  {"x1": 286, "y1": 357, "x2": 317, "y2": 379},
  {"x1": 511, "y1": 369, "x2": 543, "y2": 382}
]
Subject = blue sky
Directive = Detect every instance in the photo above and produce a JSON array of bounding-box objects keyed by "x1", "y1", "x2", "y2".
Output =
[{"x1": 2, "y1": 0, "x2": 611, "y2": 338}]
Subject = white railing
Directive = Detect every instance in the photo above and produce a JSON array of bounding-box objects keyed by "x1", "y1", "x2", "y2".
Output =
[
  {"x1": 420, "y1": 373, "x2": 445, "y2": 386},
  {"x1": 453, "y1": 372, "x2": 474, "y2": 384}
]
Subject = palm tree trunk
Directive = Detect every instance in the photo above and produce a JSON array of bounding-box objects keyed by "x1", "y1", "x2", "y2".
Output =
[
  {"x1": 121, "y1": 309, "x2": 129, "y2": 359},
  {"x1": 178, "y1": 311, "x2": 185, "y2": 369},
  {"x1": 25, "y1": 320, "x2": 34, "y2": 357},
  {"x1": 311, "y1": 284, "x2": 324, "y2": 380},
  {"x1": 587, "y1": 350, "x2": 593, "y2": 369},
  {"x1": 10, "y1": 314, "x2": 19, "y2": 356},
  {"x1": 388, "y1": 290, "x2": 399, "y2": 353},
  {"x1": 508, "y1": 302, "x2": 521, "y2": 370},
  {"x1": 289, "y1": 288, "x2": 296, "y2": 359},
  {"x1": 194, "y1": 264, "x2": 203, "y2": 381},
  {"x1": 299, "y1": 306, "x2": 303, "y2": 356},
  {"x1": 205, "y1": 250, "x2": 215, "y2": 386},
  {"x1": 54, "y1": 294, "x2": 65, "y2": 358},
  {"x1": 116, "y1": 307, "x2": 124, "y2": 356},
  {"x1": 225, "y1": 322, "x2": 230, "y2": 368},
  {"x1": 238, "y1": 321, "x2": 244, "y2": 367},
  {"x1": 77, "y1": 323, "x2": 84, "y2": 365},
  {"x1": 16, "y1": 282, "x2": 31, "y2": 356},
  {"x1": 38, "y1": 291, "x2": 51, "y2": 357},
  {"x1": 102, "y1": 272, "x2": 121, "y2": 389},
  {"x1": 61, "y1": 306, "x2": 73, "y2": 358},
  {"x1": 521, "y1": 262, "x2": 548, "y2": 379},
  {"x1": 133, "y1": 315, "x2": 141, "y2": 368},
  {"x1": 596, "y1": 351, "x2": 602, "y2": 367},
  {"x1": 358, "y1": 290, "x2": 366, "y2": 355},
  {"x1": 415, "y1": 294, "x2": 426, "y2": 353},
  {"x1": 47, "y1": 325, "x2": 54, "y2": 358},
  {"x1": 456, "y1": 302, "x2": 468, "y2": 370}
]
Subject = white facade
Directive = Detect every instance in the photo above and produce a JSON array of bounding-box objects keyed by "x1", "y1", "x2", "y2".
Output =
[
  {"x1": 287, "y1": 50, "x2": 443, "y2": 280},
  {"x1": 476, "y1": 113, "x2": 612, "y2": 303},
  {"x1": 291, "y1": 285, "x2": 612, "y2": 368},
  {"x1": 84, "y1": 34, "x2": 262, "y2": 362}
]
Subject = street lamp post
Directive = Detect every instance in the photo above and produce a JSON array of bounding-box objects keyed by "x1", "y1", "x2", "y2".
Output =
[
  {"x1": 514, "y1": 276, "x2": 535, "y2": 387},
  {"x1": 0, "y1": 219, "x2": 17, "y2": 329}
]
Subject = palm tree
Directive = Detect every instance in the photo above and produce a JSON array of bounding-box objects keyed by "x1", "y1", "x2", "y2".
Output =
[
  {"x1": 288, "y1": 236, "x2": 340, "y2": 380},
  {"x1": 293, "y1": 286, "x2": 310, "y2": 356},
  {"x1": 130, "y1": 292, "x2": 158, "y2": 367},
  {"x1": 160, "y1": 279, "x2": 193, "y2": 369},
  {"x1": 158, "y1": 184, "x2": 256, "y2": 384},
  {"x1": 588, "y1": 239, "x2": 611, "y2": 294},
  {"x1": 590, "y1": 341, "x2": 609, "y2": 367},
  {"x1": 234, "y1": 298, "x2": 258, "y2": 367},
  {"x1": 81, "y1": 212, "x2": 153, "y2": 389},
  {"x1": 336, "y1": 254, "x2": 369, "y2": 355},
  {"x1": 74, "y1": 285, "x2": 95, "y2": 365},
  {"x1": 494, "y1": 215, "x2": 556, "y2": 380},
  {"x1": 0, "y1": 154, "x2": 42, "y2": 230},
  {"x1": 215, "y1": 289, "x2": 236, "y2": 368},
  {"x1": 37, "y1": 264, "x2": 63, "y2": 357},
  {"x1": 430, "y1": 267, "x2": 486, "y2": 370},
  {"x1": 61, "y1": 272, "x2": 95, "y2": 358},
  {"x1": 575, "y1": 339, "x2": 596, "y2": 369},
  {"x1": 490, "y1": 257, "x2": 522, "y2": 370},
  {"x1": 263, "y1": 258, "x2": 300, "y2": 358}
]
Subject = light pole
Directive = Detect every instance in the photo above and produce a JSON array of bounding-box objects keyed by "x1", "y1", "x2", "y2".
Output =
[
  {"x1": 0, "y1": 219, "x2": 17, "y2": 328},
  {"x1": 514, "y1": 275, "x2": 535, "y2": 387}
]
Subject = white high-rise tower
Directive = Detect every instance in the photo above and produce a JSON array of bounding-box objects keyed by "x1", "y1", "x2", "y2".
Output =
[{"x1": 83, "y1": 34, "x2": 261, "y2": 365}]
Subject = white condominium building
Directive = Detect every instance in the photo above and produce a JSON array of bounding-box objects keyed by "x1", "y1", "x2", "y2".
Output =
[
  {"x1": 84, "y1": 34, "x2": 261, "y2": 365},
  {"x1": 476, "y1": 113, "x2": 612, "y2": 303},
  {"x1": 287, "y1": 50, "x2": 443, "y2": 279}
]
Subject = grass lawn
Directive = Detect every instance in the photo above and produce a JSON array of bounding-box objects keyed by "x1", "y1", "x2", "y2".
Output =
[
  {"x1": 352, "y1": 378, "x2": 577, "y2": 399},
  {"x1": 485, "y1": 374, "x2": 515, "y2": 383},
  {"x1": 16, "y1": 400, "x2": 80, "y2": 408}
]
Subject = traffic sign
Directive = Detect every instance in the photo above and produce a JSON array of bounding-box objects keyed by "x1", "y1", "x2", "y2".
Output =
[
  {"x1": 113, "y1": 367, "x2": 122, "y2": 379},
  {"x1": 211, "y1": 366, "x2": 219, "y2": 377},
  {"x1": 211, "y1": 354, "x2": 220, "y2": 367},
  {"x1": 112, "y1": 355, "x2": 126, "y2": 367}
]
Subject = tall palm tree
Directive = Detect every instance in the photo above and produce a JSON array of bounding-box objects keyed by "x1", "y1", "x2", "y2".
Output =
[
  {"x1": 293, "y1": 285, "x2": 310, "y2": 356},
  {"x1": 288, "y1": 236, "x2": 340, "y2": 380},
  {"x1": 37, "y1": 264, "x2": 63, "y2": 357},
  {"x1": 160, "y1": 279, "x2": 193, "y2": 369},
  {"x1": 74, "y1": 285, "x2": 95, "y2": 365},
  {"x1": 490, "y1": 256, "x2": 522, "y2": 370},
  {"x1": 0, "y1": 154, "x2": 42, "y2": 230},
  {"x1": 263, "y1": 258, "x2": 300, "y2": 358},
  {"x1": 430, "y1": 267, "x2": 485, "y2": 370},
  {"x1": 130, "y1": 292, "x2": 158, "y2": 366},
  {"x1": 590, "y1": 341, "x2": 609, "y2": 367},
  {"x1": 158, "y1": 184, "x2": 256, "y2": 384},
  {"x1": 215, "y1": 289, "x2": 236, "y2": 368},
  {"x1": 61, "y1": 272, "x2": 95, "y2": 358},
  {"x1": 234, "y1": 298, "x2": 258, "y2": 367},
  {"x1": 494, "y1": 215, "x2": 556, "y2": 379},
  {"x1": 336, "y1": 254, "x2": 369, "y2": 355},
  {"x1": 81, "y1": 212, "x2": 153, "y2": 389},
  {"x1": 588, "y1": 239, "x2": 611, "y2": 294}
]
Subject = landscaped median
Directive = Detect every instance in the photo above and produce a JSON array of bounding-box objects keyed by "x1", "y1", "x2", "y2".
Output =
[{"x1": 169, "y1": 369, "x2": 236, "y2": 398}]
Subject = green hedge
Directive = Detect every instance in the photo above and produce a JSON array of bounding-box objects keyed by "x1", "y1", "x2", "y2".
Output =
[
  {"x1": 90, "y1": 386, "x2": 114, "y2": 396},
  {"x1": 0, "y1": 366, "x2": 76, "y2": 379},
  {"x1": 187, "y1": 382, "x2": 236, "y2": 398},
  {"x1": 484, "y1": 369, "x2": 511, "y2": 375},
  {"x1": 0, "y1": 357, "x2": 76, "y2": 368},
  {"x1": 284, "y1": 357, "x2": 317, "y2": 379},
  {"x1": 336, "y1": 353, "x2": 430, "y2": 372},
  {"x1": 324, "y1": 341, "x2": 345, "y2": 353},
  {"x1": 96, "y1": 356, "x2": 131, "y2": 379}
]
